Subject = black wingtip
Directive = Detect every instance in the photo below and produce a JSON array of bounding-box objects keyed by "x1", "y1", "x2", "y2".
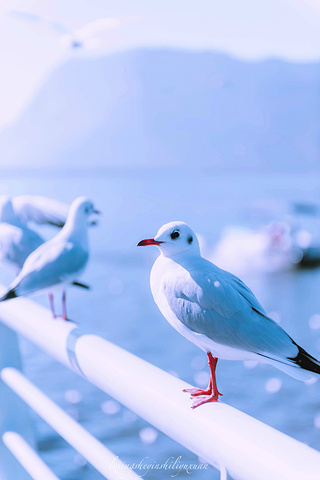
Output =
[
  {"x1": 0, "y1": 289, "x2": 17, "y2": 302},
  {"x1": 72, "y1": 281, "x2": 90, "y2": 290},
  {"x1": 48, "y1": 220, "x2": 65, "y2": 228},
  {"x1": 289, "y1": 344, "x2": 320, "y2": 375}
]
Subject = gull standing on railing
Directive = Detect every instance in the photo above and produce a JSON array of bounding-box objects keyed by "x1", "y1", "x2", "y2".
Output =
[
  {"x1": 0, "y1": 195, "x2": 69, "y2": 272},
  {"x1": 0, "y1": 197, "x2": 99, "y2": 320},
  {"x1": 138, "y1": 221, "x2": 320, "y2": 408}
]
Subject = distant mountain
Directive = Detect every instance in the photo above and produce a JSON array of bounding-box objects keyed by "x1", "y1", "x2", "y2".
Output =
[{"x1": 0, "y1": 48, "x2": 319, "y2": 171}]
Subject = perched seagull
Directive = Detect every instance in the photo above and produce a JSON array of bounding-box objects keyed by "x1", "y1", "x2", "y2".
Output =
[
  {"x1": 9, "y1": 10, "x2": 140, "y2": 51},
  {"x1": 0, "y1": 197, "x2": 99, "y2": 321},
  {"x1": 0, "y1": 195, "x2": 69, "y2": 271},
  {"x1": 138, "y1": 221, "x2": 320, "y2": 408}
]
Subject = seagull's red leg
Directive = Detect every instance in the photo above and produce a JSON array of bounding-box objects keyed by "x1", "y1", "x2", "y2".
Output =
[
  {"x1": 62, "y1": 290, "x2": 68, "y2": 321},
  {"x1": 184, "y1": 352, "x2": 217, "y2": 396},
  {"x1": 48, "y1": 293, "x2": 56, "y2": 319},
  {"x1": 191, "y1": 354, "x2": 222, "y2": 409}
]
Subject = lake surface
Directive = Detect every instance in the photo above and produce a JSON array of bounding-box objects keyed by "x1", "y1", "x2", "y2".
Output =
[{"x1": 1, "y1": 167, "x2": 320, "y2": 480}]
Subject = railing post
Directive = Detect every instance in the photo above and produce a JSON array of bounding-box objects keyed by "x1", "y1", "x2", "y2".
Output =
[{"x1": 0, "y1": 322, "x2": 34, "y2": 480}]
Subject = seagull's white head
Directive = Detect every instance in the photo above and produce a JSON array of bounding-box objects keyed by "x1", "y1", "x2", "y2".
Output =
[
  {"x1": 138, "y1": 221, "x2": 201, "y2": 258},
  {"x1": 65, "y1": 196, "x2": 100, "y2": 232}
]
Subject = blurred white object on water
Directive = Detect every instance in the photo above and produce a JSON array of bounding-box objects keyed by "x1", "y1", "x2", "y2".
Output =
[
  {"x1": 139, "y1": 427, "x2": 158, "y2": 445},
  {"x1": 210, "y1": 207, "x2": 320, "y2": 275},
  {"x1": 210, "y1": 224, "x2": 298, "y2": 275}
]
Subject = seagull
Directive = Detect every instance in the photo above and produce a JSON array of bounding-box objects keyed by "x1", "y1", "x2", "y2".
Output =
[
  {"x1": 11, "y1": 195, "x2": 69, "y2": 228},
  {"x1": 8, "y1": 10, "x2": 140, "y2": 51},
  {"x1": 0, "y1": 197, "x2": 99, "y2": 321},
  {"x1": 0, "y1": 195, "x2": 69, "y2": 272},
  {"x1": 138, "y1": 221, "x2": 320, "y2": 408}
]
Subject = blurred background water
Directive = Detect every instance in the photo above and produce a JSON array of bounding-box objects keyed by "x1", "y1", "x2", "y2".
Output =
[{"x1": 1, "y1": 0, "x2": 320, "y2": 478}]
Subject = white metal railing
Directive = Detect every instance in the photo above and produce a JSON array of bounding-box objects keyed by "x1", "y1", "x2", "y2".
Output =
[
  {"x1": 3, "y1": 432, "x2": 60, "y2": 480},
  {"x1": 0, "y1": 294, "x2": 320, "y2": 480},
  {"x1": 1, "y1": 368, "x2": 139, "y2": 480}
]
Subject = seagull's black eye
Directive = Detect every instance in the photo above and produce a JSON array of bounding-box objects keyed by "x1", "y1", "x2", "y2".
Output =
[
  {"x1": 170, "y1": 230, "x2": 180, "y2": 240},
  {"x1": 188, "y1": 236, "x2": 193, "y2": 244}
]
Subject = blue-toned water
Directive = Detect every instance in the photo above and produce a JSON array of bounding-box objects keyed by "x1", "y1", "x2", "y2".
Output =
[{"x1": 1, "y1": 168, "x2": 320, "y2": 480}]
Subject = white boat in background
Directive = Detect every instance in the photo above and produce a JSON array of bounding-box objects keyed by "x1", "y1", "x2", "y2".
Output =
[{"x1": 210, "y1": 202, "x2": 320, "y2": 275}]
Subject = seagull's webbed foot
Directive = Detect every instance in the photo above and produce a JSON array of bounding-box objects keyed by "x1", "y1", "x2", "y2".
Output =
[
  {"x1": 183, "y1": 387, "x2": 212, "y2": 397},
  {"x1": 185, "y1": 353, "x2": 222, "y2": 408},
  {"x1": 191, "y1": 392, "x2": 222, "y2": 409}
]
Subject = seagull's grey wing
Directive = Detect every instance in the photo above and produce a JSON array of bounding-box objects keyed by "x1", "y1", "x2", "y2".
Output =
[
  {"x1": 217, "y1": 266, "x2": 267, "y2": 316},
  {"x1": 45, "y1": 20, "x2": 70, "y2": 35},
  {"x1": 0, "y1": 224, "x2": 25, "y2": 268},
  {"x1": 8, "y1": 10, "x2": 42, "y2": 24},
  {"x1": 13, "y1": 196, "x2": 69, "y2": 228},
  {"x1": 76, "y1": 17, "x2": 121, "y2": 39},
  {"x1": 12, "y1": 240, "x2": 88, "y2": 295},
  {"x1": 0, "y1": 224, "x2": 43, "y2": 270},
  {"x1": 165, "y1": 268, "x2": 297, "y2": 360},
  {"x1": 8, "y1": 10, "x2": 70, "y2": 35},
  {"x1": 14, "y1": 228, "x2": 44, "y2": 265}
]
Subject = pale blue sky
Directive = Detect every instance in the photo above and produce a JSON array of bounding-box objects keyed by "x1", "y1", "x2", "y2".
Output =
[{"x1": 0, "y1": 0, "x2": 319, "y2": 131}]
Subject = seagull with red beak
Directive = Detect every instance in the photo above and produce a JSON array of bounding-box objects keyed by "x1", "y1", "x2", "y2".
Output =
[{"x1": 138, "y1": 221, "x2": 320, "y2": 408}]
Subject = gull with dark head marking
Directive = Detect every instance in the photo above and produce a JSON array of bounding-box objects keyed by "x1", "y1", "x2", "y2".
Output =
[
  {"x1": 0, "y1": 197, "x2": 99, "y2": 321},
  {"x1": 138, "y1": 221, "x2": 320, "y2": 408}
]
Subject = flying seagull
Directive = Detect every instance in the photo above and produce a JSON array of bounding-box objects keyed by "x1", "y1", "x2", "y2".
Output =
[
  {"x1": 0, "y1": 197, "x2": 99, "y2": 320},
  {"x1": 138, "y1": 221, "x2": 320, "y2": 408},
  {"x1": 8, "y1": 10, "x2": 140, "y2": 51}
]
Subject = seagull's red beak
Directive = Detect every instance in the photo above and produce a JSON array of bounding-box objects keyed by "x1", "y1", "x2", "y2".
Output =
[{"x1": 137, "y1": 238, "x2": 163, "y2": 247}]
